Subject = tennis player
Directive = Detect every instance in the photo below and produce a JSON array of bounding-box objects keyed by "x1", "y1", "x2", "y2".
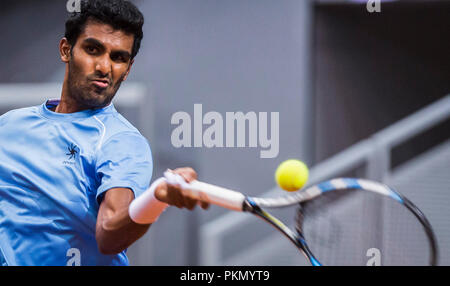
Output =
[{"x1": 0, "y1": 0, "x2": 208, "y2": 266}]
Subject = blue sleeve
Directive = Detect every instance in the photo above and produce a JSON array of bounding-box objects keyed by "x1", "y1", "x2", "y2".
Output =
[
  {"x1": 0, "y1": 111, "x2": 12, "y2": 127},
  {"x1": 95, "y1": 131, "x2": 153, "y2": 204}
]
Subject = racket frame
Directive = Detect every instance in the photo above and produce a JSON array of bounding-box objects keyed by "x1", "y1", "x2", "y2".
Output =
[
  {"x1": 165, "y1": 172, "x2": 438, "y2": 266},
  {"x1": 244, "y1": 179, "x2": 439, "y2": 266}
]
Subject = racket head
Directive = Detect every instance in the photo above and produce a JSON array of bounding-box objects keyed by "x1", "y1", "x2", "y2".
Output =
[
  {"x1": 294, "y1": 178, "x2": 438, "y2": 266},
  {"x1": 244, "y1": 197, "x2": 322, "y2": 266}
]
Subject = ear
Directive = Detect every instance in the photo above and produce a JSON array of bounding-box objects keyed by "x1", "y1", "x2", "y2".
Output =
[
  {"x1": 59, "y1": 38, "x2": 72, "y2": 63},
  {"x1": 122, "y1": 59, "x2": 134, "y2": 82}
]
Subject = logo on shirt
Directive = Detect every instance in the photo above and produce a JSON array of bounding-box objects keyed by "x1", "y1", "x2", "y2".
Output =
[
  {"x1": 63, "y1": 143, "x2": 79, "y2": 165},
  {"x1": 66, "y1": 143, "x2": 79, "y2": 160}
]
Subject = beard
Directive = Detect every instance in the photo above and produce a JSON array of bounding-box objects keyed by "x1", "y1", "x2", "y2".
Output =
[{"x1": 67, "y1": 59, "x2": 124, "y2": 109}]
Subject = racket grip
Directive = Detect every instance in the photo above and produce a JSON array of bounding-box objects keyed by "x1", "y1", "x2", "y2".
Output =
[
  {"x1": 187, "y1": 180, "x2": 246, "y2": 211},
  {"x1": 164, "y1": 172, "x2": 245, "y2": 211}
]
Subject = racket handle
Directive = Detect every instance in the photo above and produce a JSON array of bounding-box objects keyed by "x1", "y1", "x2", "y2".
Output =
[
  {"x1": 164, "y1": 172, "x2": 246, "y2": 211},
  {"x1": 188, "y1": 180, "x2": 246, "y2": 211}
]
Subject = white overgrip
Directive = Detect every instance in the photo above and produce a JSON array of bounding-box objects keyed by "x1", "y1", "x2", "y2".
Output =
[
  {"x1": 164, "y1": 171, "x2": 245, "y2": 212},
  {"x1": 187, "y1": 181, "x2": 246, "y2": 212}
]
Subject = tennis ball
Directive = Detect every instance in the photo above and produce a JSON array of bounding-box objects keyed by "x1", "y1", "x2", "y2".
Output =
[{"x1": 275, "y1": 159, "x2": 309, "y2": 192}]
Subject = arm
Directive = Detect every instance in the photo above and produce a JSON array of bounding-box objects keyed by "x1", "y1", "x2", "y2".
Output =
[
  {"x1": 95, "y1": 187, "x2": 149, "y2": 255},
  {"x1": 95, "y1": 167, "x2": 209, "y2": 255}
]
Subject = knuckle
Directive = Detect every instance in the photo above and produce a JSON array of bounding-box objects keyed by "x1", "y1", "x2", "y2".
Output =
[
  {"x1": 182, "y1": 167, "x2": 196, "y2": 176},
  {"x1": 188, "y1": 168, "x2": 197, "y2": 177}
]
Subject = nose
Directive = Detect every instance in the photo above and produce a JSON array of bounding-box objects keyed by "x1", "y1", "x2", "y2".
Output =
[{"x1": 95, "y1": 54, "x2": 111, "y2": 78}]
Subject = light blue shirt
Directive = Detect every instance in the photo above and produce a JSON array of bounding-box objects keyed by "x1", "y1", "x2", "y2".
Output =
[{"x1": 0, "y1": 99, "x2": 153, "y2": 266}]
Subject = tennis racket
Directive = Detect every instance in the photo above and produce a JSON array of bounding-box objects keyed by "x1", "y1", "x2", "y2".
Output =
[{"x1": 164, "y1": 172, "x2": 438, "y2": 266}]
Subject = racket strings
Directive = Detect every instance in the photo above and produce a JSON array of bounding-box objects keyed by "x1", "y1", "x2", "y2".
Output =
[
  {"x1": 379, "y1": 198, "x2": 433, "y2": 265},
  {"x1": 296, "y1": 189, "x2": 433, "y2": 266}
]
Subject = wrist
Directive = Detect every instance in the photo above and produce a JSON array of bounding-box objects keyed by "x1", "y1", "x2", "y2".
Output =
[{"x1": 128, "y1": 178, "x2": 169, "y2": 224}]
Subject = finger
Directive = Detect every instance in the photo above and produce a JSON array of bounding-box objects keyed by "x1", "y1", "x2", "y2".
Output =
[
  {"x1": 181, "y1": 189, "x2": 198, "y2": 210},
  {"x1": 185, "y1": 198, "x2": 197, "y2": 210},
  {"x1": 168, "y1": 184, "x2": 185, "y2": 208},
  {"x1": 200, "y1": 201, "x2": 210, "y2": 210},
  {"x1": 174, "y1": 185, "x2": 198, "y2": 210},
  {"x1": 154, "y1": 182, "x2": 169, "y2": 203},
  {"x1": 182, "y1": 167, "x2": 197, "y2": 180},
  {"x1": 174, "y1": 167, "x2": 197, "y2": 183}
]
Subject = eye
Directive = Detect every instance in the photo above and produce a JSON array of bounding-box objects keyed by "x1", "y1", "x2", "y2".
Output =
[
  {"x1": 113, "y1": 55, "x2": 123, "y2": 62},
  {"x1": 112, "y1": 54, "x2": 128, "y2": 63},
  {"x1": 86, "y1": 46, "x2": 98, "y2": 54},
  {"x1": 111, "y1": 55, "x2": 128, "y2": 63}
]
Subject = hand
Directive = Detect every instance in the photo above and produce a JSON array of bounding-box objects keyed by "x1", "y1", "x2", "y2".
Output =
[{"x1": 154, "y1": 167, "x2": 210, "y2": 210}]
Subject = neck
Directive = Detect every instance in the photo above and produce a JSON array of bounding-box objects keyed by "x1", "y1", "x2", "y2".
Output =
[{"x1": 56, "y1": 70, "x2": 87, "y2": 114}]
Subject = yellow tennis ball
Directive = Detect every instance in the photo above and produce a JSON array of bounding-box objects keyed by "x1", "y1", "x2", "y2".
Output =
[{"x1": 275, "y1": 159, "x2": 309, "y2": 192}]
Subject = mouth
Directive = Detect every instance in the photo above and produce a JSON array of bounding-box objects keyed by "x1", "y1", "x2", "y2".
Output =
[{"x1": 91, "y1": 79, "x2": 110, "y2": 89}]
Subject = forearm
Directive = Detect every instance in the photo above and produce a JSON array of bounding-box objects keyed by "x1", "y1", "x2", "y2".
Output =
[
  {"x1": 95, "y1": 179, "x2": 168, "y2": 255},
  {"x1": 96, "y1": 206, "x2": 150, "y2": 255},
  {"x1": 95, "y1": 168, "x2": 206, "y2": 255}
]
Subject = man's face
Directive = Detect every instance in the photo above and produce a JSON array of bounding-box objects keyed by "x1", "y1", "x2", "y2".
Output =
[{"x1": 66, "y1": 19, "x2": 134, "y2": 109}]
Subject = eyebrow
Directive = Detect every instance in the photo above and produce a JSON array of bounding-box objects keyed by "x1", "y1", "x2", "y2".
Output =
[
  {"x1": 83, "y1": 38, "x2": 104, "y2": 49},
  {"x1": 82, "y1": 37, "x2": 131, "y2": 59}
]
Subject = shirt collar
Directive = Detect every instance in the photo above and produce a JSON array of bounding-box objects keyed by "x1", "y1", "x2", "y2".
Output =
[{"x1": 39, "y1": 99, "x2": 115, "y2": 121}]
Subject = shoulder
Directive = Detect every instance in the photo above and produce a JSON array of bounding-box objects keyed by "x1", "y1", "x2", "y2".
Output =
[
  {"x1": 93, "y1": 106, "x2": 142, "y2": 141},
  {"x1": 0, "y1": 106, "x2": 40, "y2": 127},
  {"x1": 0, "y1": 105, "x2": 40, "y2": 120},
  {"x1": 93, "y1": 107, "x2": 151, "y2": 155}
]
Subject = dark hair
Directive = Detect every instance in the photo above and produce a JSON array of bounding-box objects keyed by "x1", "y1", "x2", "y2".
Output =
[{"x1": 65, "y1": 0, "x2": 144, "y2": 59}]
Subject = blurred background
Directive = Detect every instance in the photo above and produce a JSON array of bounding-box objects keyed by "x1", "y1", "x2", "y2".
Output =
[{"x1": 0, "y1": 0, "x2": 449, "y2": 265}]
